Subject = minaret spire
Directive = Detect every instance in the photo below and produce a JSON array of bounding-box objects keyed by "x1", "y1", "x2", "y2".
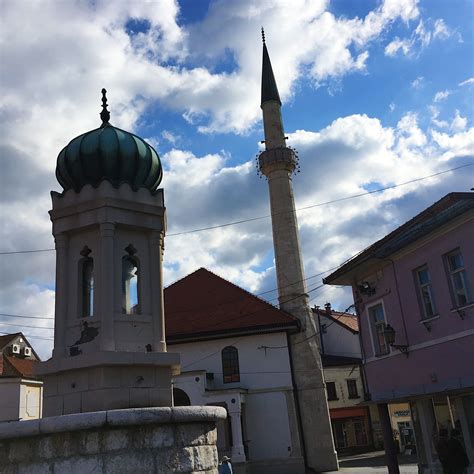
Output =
[
  {"x1": 257, "y1": 33, "x2": 339, "y2": 472},
  {"x1": 260, "y1": 30, "x2": 281, "y2": 108}
]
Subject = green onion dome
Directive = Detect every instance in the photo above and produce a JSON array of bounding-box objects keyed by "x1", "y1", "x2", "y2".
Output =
[{"x1": 56, "y1": 89, "x2": 162, "y2": 193}]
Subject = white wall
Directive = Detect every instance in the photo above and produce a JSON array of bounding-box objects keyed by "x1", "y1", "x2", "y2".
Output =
[
  {"x1": 0, "y1": 379, "x2": 21, "y2": 421},
  {"x1": 171, "y1": 332, "x2": 293, "y2": 391},
  {"x1": 245, "y1": 391, "x2": 293, "y2": 460},
  {"x1": 19, "y1": 381, "x2": 43, "y2": 420},
  {"x1": 171, "y1": 331, "x2": 297, "y2": 462},
  {"x1": 318, "y1": 317, "x2": 361, "y2": 358}
]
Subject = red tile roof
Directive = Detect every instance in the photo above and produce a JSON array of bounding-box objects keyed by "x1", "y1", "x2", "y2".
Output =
[
  {"x1": 6, "y1": 356, "x2": 37, "y2": 378},
  {"x1": 314, "y1": 308, "x2": 359, "y2": 333},
  {"x1": 0, "y1": 354, "x2": 38, "y2": 378},
  {"x1": 328, "y1": 311, "x2": 359, "y2": 332},
  {"x1": 324, "y1": 192, "x2": 474, "y2": 285},
  {"x1": 164, "y1": 268, "x2": 298, "y2": 341}
]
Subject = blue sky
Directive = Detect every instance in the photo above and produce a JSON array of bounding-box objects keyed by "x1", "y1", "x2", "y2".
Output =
[{"x1": 0, "y1": 0, "x2": 473, "y2": 358}]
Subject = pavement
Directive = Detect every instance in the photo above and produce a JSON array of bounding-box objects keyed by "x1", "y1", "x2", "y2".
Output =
[{"x1": 326, "y1": 450, "x2": 419, "y2": 474}]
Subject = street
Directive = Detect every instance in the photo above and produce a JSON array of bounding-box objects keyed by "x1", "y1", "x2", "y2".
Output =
[{"x1": 327, "y1": 450, "x2": 419, "y2": 474}]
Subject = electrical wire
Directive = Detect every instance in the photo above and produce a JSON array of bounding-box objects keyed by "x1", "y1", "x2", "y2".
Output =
[
  {"x1": 0, "y1": 331, "x2": 53, "y2": 341},
  {"x1": 0, "y1": 322, "x2": 54, "y2": 330},
  {"x1": 1, "y1": 162, "x2": 471, "y2": 256},
  {"x1": 0, "y1": 313, "x2": 54, "y2": 320}
]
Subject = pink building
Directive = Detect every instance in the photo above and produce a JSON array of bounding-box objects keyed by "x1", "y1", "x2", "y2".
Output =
[{"x1": 324, "y1": 192, "x2": 474, "y2": 474}]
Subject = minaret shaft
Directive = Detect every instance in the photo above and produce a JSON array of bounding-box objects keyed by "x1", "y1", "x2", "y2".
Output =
[
  {"x1": 262, "y1": 101, "x2": 286, "y2": 149},
  {"x1": 259, "y1": 38, "x2": 338, "y2": 472}
]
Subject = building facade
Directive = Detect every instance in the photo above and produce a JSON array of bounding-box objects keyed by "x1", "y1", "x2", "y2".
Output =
[
  {"x1": 165, "y1": 268, "x2": 304, "y2": 474},
  {"x1": 0, "y1": 333, "x2": 42, "y2": 422},
  {"x1": 324, "y1": 192, "x2": 474, "y2": 473},
  {"x1": 315, "y1": 307, "x2": 376, "y2": 453}
]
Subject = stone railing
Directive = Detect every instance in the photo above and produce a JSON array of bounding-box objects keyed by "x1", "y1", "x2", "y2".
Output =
[{"x1": 0, "y1": 406, "x2": 227, "y2": 473}]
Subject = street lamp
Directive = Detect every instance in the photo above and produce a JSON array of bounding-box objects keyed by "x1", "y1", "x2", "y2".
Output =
[
  {"x1": 358, "y1": 281, "x2": 375, "y2": 296},
  {"x1": 384, "y1": 323, "x2": 409, "y2": 357}
]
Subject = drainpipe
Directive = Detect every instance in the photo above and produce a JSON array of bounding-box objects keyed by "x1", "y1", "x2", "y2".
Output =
[
  {"x1": 386, "y1": 258, "x2": 410, "y2": 348},
  {"x1": 315, "y1": 307, "x2": 325, "y2": 355},
  {"x1": 352, "y1": 281, "x2": 371, "y2": 400}
]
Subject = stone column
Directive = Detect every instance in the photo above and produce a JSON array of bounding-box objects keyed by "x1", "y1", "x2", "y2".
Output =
[
  {"x1": 100, "y1": 222, "x2": 115, "y2": 351},
  {"x1": 228, "y1": 409, "x2": 246, "y2": 463},
  {"x1": 378, "y1": 403, "x2": 400, "y2": 474},
  {"x1": 52, "y1": 233, "x2": 68, "y2": 358},
  {"x1": 150, "y1": 231, "x2": 166, "y2": 352}
]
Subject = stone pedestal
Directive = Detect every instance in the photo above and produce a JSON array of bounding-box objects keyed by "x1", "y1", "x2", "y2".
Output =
[
  {"x1": 37, "y1": 351, "x2": 180, "y2": 416},
  {"x1": 0, "y1": 406, "x2": 226, "y2": 473}
]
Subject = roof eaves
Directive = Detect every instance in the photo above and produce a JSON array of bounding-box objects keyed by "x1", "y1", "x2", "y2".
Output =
[
  {"x1": 167, "y1": 321, "x2": 299, "y2": 344},
  {"x1": 324, "y1": 192, "x2": 474, "y2": 285}
]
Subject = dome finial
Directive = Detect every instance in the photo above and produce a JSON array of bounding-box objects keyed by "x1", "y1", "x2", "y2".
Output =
[
  {"x1": 261, "y1": 27, "x2": 266, "y2": 44},
  {"x1": 100, "y1": 88, "x2": 110, "y2": 126}
]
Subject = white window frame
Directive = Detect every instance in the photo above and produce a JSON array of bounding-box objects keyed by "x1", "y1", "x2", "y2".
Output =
[
  {"x1": 367, "y1": 302, "x2": 390, "y2": 357},
  {"x1": 445, "y1": 248, "x2": 471, "y2": 308},
  {"x1": 414, "y1": 265, "x2": 437, "y2": 320}
]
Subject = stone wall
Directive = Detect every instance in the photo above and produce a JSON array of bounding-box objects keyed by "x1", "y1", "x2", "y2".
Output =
[{"x1": 0, "y1": 406, "x2": 226, "y2": 473}]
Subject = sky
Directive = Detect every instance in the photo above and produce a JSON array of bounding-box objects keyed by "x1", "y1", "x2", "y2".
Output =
[{"x1": 0, "y1": 0, "x2": 473, "y2": 359}]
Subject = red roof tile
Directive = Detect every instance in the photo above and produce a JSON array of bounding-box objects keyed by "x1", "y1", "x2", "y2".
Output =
[
  {"x1": 164, "y1": 268, "x2": 298, "y2": 340},
  {"x1": 314, "y1": 309, "x2": 359, "y2": 333},
  {"x1": 1, "y1": 356, "x2": 38, "y2": 378}
]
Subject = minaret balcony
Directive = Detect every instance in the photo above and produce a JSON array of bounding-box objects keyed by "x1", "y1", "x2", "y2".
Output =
[{"x1": 257, "y1": 147, "x2": 299, "y2": 176}]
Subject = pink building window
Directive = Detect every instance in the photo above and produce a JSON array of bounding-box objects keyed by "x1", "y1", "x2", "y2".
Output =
[
  {"x1": 446, "y1": 249, "x2": 471, "y2": 307},
  {"x1": 368, "y1": 304, "x2": 389, "y2": 356},
  {"x1": 414, "y1": 266, "x2": 437, "y2": 319}
]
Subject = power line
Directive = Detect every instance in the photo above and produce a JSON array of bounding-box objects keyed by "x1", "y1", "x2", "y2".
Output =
[
  {"x1": 0, "y1": 321, "x2": 54, "y2": 330},
  {"x1": 0, "y1": 313, "x2": 54, "y2": 320},
  {"x1": 1, "y1": 162, "x2": 471, "y2": 256},
  {"x1": 0, "y1": 331, "x2": 53, "y2": 341},
  {"x1": 167, "y1": 162, "x2": 474, "y2": 236},
  {"x1": 0, "y1": 248, "x2": 54, "y2": 255},
  {"x1": 0, "y1": 265, "x2": 335, "y2": 321}
]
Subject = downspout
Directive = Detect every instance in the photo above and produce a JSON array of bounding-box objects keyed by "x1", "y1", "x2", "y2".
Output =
[
  {"x1": 352, "y1": 280, "x2": 371, "y2": 400},
  {"x1": 386, "y1": 258, "x2": 410, "y2": 348},
  {"x1": 315, "y1": 307, "x2": 325, "y2": 355},
  {"x1": 286, "y1": 331, "x2": 312, "y2": 473}
]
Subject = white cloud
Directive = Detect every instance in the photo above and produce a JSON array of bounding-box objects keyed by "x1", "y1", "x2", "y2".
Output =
[
  {"x1": 451, "y1": 110, "x2": 467, "y2": 133},
  {"x1": 385, "y1": 37, "x2": 412, "y2": 56},
  {"x1": 434, "y1": 90, "x2": 451, "y2": 102},
  {"x1": 431, "y1": 128, "x2": 474, "y2": 160},
  {"x1": 433, "y1": 19, "x2": 451, "y2": 40},
  {"x1": 459, "y1": 77, "x2": 474, "y2": 87},
  {"x1": 429, "y1": 106, "x2": 449, "y2": 129},
  {"x1": 161, "y1": 130, "x2": 179, "y2": 145},
  {"x1": 411, "y1": 76, "x2": 424, "y2": 89},
  {"x1": 384, "y1": 17, "x2": 456, "y2": 58}
]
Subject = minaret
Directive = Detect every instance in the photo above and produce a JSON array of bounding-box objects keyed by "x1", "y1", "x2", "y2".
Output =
[{"x1": 258, "y1": 31, "x2": 338, "y2": 472}]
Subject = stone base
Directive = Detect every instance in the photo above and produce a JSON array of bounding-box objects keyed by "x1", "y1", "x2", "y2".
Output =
[
  {"x1": 0, "y1": 406, "x2": 226, "y2": 473},
  {"x1": 36, "y1": 351, "x2": 180, "y2": 416}
]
